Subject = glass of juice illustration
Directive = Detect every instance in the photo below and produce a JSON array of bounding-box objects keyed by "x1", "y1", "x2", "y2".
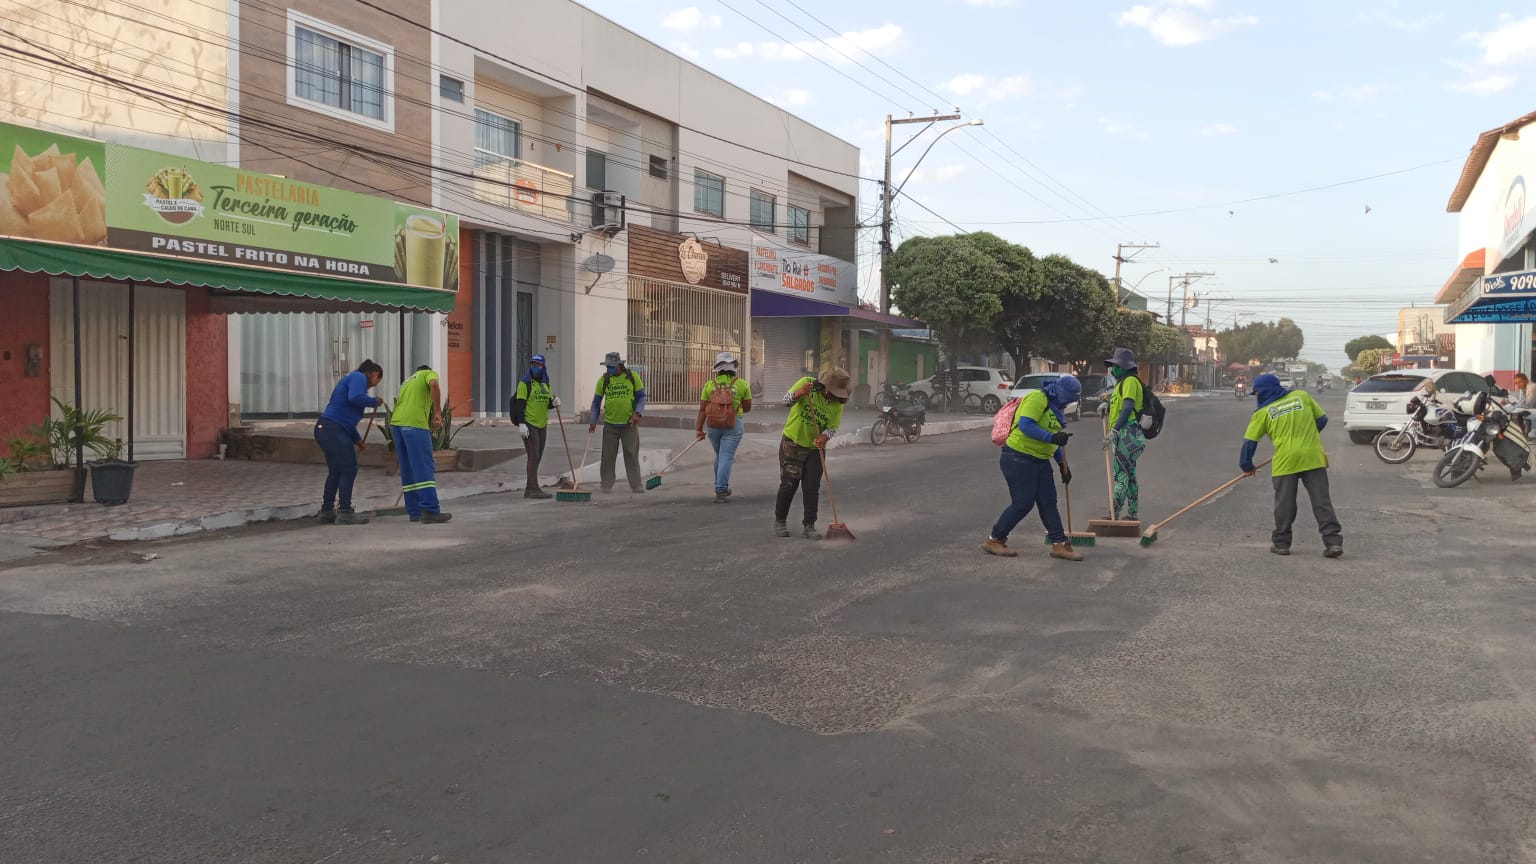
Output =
[{"x1": 403, "y1": 214, "x2": 446, "y2": 287}]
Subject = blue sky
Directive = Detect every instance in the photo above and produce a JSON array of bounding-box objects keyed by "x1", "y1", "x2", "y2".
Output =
[{"x1": 579, "y1": 0, "x2": 1536, "y2": 369}]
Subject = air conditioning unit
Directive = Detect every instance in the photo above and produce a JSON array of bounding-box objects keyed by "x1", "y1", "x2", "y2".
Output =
[{"x1": 590, "y1": 190, "x2": 626, "y2": 232}]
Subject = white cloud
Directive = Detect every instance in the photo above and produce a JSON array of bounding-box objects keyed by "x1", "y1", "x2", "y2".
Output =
[
  {"x1": 938, "y1": 73, "x2": 1031, "y2": 103},
  {"x1": 1098, "y1": 117, "x2": 1150, "y2": 140},
  {"x1": 940, "y1": 73, "x2": 988, "y2": 96},
  {"x1": 1450, "y1": 72, "x2": 1518, "y2": 94},
  {"x1": 756, "y1": 23, "x2": 904, "y2": 63},
  {"x1": 764, "y1": 88, "x2": 812, "y2": 108},
  {"x1": 1312, "y1": 84, "x2": 1382, "y2": 102},
  {"x1": 1199, "y1": 122, "x2": 1238, "y2": 136},
  {"x1": 986, "y1": 75, "x2": 1031, "y2": 101},
  {"x1": 714, "y1": 41, "x2": 755, "y2": 59},
  {"x1": 671, "y1": 41, "x2": 701, "y2": 60},
  {"x1": 1475, "y1": 15, "x2": 1536, "y2": 66},
  {"x1": 661, "y1": 7, "x2": 721, "y2": 31},
  {"x1": 1117, "y1": 2, "x2": 1257, "y2": 47}
]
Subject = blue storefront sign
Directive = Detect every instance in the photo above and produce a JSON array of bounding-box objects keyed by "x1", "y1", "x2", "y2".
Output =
[{"x1": 1448, "y1": 268, "x2": 1536, "y2": 323}]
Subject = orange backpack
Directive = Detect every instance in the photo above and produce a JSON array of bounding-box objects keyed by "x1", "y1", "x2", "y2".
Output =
[{"x1": 705, "y1": 378, "x2": 738, "y2": 429}]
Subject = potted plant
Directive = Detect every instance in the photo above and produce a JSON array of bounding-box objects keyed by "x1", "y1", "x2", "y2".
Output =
[
  {"x1": 0, "y1": 398, "x2": 119, "y2": 507},
  {"x1": 89, "y1": 437, "x2": 137, "y2": 505}
]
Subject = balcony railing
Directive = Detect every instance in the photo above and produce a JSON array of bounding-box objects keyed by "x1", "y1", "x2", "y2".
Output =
[{"x1": 472, "y1": 155, "x2": 575, "y2": 223}]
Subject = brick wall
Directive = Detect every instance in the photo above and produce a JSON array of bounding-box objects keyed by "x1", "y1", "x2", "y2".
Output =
[
  {"x1": 0, "y1": 271, "x2": 53, "y2": 454},
  {"x1": 184, "y1": 287, "x2": 228, "y2": 459}
]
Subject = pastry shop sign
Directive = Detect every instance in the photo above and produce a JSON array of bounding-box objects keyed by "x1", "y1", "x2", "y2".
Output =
[
  {"x1": 750, "y1": 233, "x2": 856, "y2": 305},
  {"x1": 0, "y1": 120, "x2": 460, "y2": 291}
]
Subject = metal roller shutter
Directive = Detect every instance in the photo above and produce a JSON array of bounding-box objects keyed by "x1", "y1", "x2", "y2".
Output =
[{"x1": 751, "y1": 316, "x2": 813, "y2": 403}]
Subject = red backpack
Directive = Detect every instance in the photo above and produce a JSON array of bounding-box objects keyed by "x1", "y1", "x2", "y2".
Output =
[
  {"x1": 705, "y1": 378, "x2": 738, "y2": 429},
  {"x1": 991, "y1": 398, "x2": 1022, "y2": 446}
]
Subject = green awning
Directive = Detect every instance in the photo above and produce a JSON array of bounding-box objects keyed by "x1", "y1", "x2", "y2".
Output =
[{"x1": 0, "y1": 237, "x2": 456, "y2": 313}]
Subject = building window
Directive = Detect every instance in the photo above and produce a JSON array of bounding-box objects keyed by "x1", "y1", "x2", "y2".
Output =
[
  {"x1": 788, "y1": 206, "x2": 811, "y2": 246},
  {"x1": 750, "y1": 190, "x2": 776, "y2": 232},
  {"x1": 286, "y1": 11, "x2": 393, "y2": 130},
  {"x1": 474, "y1": 108, "x2": 520, "y2": 168},
  {"x1": 694, "y1": 169, "x2": 724, "y2": 217},
  {"x1": 649, "y1": 155, "x2": 669, "y2": 179},
  {"x1": 587, "y1": 150, "x2": 608, "y2": 191},
  {"x1": 440, "y1": 75, "x2": 464, "y2": 102}
]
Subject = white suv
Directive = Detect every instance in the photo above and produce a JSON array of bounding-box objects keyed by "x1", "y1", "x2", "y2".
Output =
[
  {"x1": 1343, "y1": 369, "x2": 1497, "y2": 444},
  {"x1": 908, "y1": 367, "x2": 1014, "y2": 412}
]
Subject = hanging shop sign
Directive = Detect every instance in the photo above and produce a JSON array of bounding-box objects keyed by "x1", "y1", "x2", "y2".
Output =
[
  {"x1": 0, "y1": 120, "x2": 460, "y2": 291},
  {"x1": 749, "y1": 232, "x2": 857, "y2": 306}
]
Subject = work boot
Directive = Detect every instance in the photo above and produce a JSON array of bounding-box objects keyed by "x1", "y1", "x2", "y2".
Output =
[
  {"x1": 335, "y1": 510, "x2": 369, "y2": 526},
  {"x1": 1323, "y1": 545, "x2": 1344, "y2": 559},
  {"x1": 315, "y1": 509, "x2": 337, "y2": 525},
  {"x1": 1270, "y1": 544, "x2": 1291, "y2": 556},
  {"x1": 524, "y1": 488, "x2": 553, "y2": 500},
  {"x1": 630, "y1": 486, "x2": 646, "y2": 494},
  {"x1": 714, "y1": 491, "x2": 729, "y2": 504},
  {"x1": 723, "y1": 488, "x2": 733, "y2": 498},
  {"x1": 1050, "y1": 542, "x2": 1084, "y2": 562},
  {"x1": 422, "y1": 511, "x2": 453, "y2": 524},
  {"x1": 982, "y1": 537, "x2": 1017, "y2": 557},
  {"x1": 774, "y1": 521, "x2": 791, "y2": 538},
  {"x1": 802, "y1": 523, "x2": 822, "y2": 541}
]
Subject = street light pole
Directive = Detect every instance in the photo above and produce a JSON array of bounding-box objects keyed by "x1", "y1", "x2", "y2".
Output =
[{"x1": 880, "y1": 114, "x2": 977, "y2": 314}]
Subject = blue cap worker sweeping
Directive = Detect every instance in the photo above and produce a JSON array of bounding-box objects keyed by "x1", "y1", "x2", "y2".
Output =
[
  {"x1": 1239, "y1": 373, "x2": 1343, "y2": 558},
  {"x1": 983, "y1": 374, "x2": 1084, "y2": 561},
  {"x1": 511, "y1": 354, "x2": 560, "y2": 499},
  {"x1": 1101, "y1": 347, "x2": 1146, "y2": 521},
  {"x1": 588, "y1": 351, "x2": 648, "y2": 493}
]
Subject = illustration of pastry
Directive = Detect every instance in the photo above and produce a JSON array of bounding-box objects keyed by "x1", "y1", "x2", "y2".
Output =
[{"x1": 1, "y1": 142, "x2": 107, "y2": 245}]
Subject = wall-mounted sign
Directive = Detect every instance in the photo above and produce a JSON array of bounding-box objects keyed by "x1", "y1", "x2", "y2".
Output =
[
  {"x1": 750, "y1": 232, "x2": 857, "y2": 306},
  {"x1": 513, "y1": 179, "x2": 539, "y2": 205},
  {"x1": 678, "y1": 237, "x2": 708, "y2": 284},
  {"x1": 359, "y1": 319, "x2": 375, "y2": 329},
  {"x1": 583, "y1": 253, "x2": 616, "y2": 273},
  {"x1": 0, "y1": 120, "x2": 460, "y2": 291},
  {"x1": 626, "y1": 224, "x2": 747, "y2": 293}
]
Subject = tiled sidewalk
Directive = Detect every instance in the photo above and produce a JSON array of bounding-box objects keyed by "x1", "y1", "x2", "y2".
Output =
[{"x1": 0, "y1": 460, "x2": 523, "y2": 545}]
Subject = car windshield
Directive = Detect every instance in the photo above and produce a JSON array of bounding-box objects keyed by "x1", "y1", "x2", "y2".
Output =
[
  {"x1": 1354, "y1": 375, "x2": 1426, "y2": 394},
  {"x1": 996, "y1": 370, "x2": 1014, "y2": 385}
]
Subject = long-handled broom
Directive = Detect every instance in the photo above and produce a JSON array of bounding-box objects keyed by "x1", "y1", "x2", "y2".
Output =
[
  {"x1": 1045, "y1": 452, "x2": 1096, "y2": 546},
  {"x1": 805, "y1": 403, "x2": 854, "y2": 541},
  {"x1": 553, "y1": 405, "x2": 592, "y2": 503},
  {"x1": 1088, "y1": 414, "x2": 1141, "y2": 538},
  {"x1": 645, "y1": 437, "x2": 704, "y2": 490},
  {"x1": 1140, "y1": 459, "x2": 1270, "y2": 547}
]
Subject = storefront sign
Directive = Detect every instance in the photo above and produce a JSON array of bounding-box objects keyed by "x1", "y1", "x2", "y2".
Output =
[
  {"x1": 1489, "y1": 131, "x2": 1536, "y2": 271},
  {"x1": 0, "y1": 121, "x2": 459, "y2": 291},
  {"x1": 626, "y1": 224, "x2": 747, "y2": 293},
  {"x1": 749, "y1": 232, "x2": 857, "y2": 306}
]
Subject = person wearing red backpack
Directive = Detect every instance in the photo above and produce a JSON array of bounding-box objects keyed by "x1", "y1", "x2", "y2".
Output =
[
  {"x1": 696, "y1": 351, "x2": 753, "y2": 503},
  {"x1": 984, "y1": 374, "x2": 1083, "y2": 561}
]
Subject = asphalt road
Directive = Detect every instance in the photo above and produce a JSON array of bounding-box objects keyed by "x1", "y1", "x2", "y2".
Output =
[{"x1": 4, "y1": 390, "x2": 1536, "y2": 863}]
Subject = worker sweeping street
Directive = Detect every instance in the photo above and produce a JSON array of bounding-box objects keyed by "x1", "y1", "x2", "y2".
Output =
[
  {"x1": 392, "y1": 365, "x2": 452, "y2": 524},
  {"x1": 1102, "y1": 347, "x2": 1147, "y2": 522},
  {"x1": 984, "y1": 374, "x2": 1084, "y2": 561},
  {"x1": 588, "y1": 351, "x2": 647, "y2": 494},
  {"x1": 314, "y1": 359, "x2": 385, "y2": 525},
  {"x1": 696, "y1": 351, "x2": 752, "y2": 504},
  {"x1": 1239, "y1": 373, "x2": 1343, "y2": 558},
  {"x1": 775, "y1": 369, "x2": 849, "y2": 539},
  {"x1": 512, "y1": 354, "x2": 559, "y2": 500}
]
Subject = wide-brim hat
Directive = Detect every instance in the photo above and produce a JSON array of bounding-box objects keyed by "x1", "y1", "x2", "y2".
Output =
[
  {"x1": 819, "y1": 368, "x2": 852, "y2": 399},
  {"x1": 600, "y1": 351, "x2": 625, "y2": 366},
  {"x1": 713, "y1": 350, "x2": 739, "y2": 372},
  {"x1": 1105, "y1": 347, "x2": 1138, "y2": 371}
]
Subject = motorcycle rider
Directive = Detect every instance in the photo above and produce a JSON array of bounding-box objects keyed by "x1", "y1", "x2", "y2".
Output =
[{"x1": 1239, "y1": 373, "x2": 1343, "y2": 558}]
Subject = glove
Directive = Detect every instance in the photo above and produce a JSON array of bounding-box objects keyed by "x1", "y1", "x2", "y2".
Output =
[
  {"x1": 1060, "y1": 464, "x2": 1073, "y2": 485},
  {"x1": 1240, "y1": 462, "x2": 1257, "y2": 476},
  {"x1": 1102, "y1": 434, "x2": 1114, "y2": 451},
  {"x1": 1050, "y1": 431, "x2": 1072, "y2": 446},
  {"x1": 550, "y1": 396, "x2": 562, "y2": 409},
  {"x1": 517, "y1": 423, "x2": 529, "y2": 439}
]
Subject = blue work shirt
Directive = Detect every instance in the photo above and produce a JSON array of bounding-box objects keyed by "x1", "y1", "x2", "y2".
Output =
[{"x1": 320, "y1": 370, "x2": 382, "y2": 442}]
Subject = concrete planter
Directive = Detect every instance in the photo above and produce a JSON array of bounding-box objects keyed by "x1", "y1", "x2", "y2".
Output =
[
  {"x1": 383, "y1": 449, "x2": 458, "y2": 475},
  {"x1": 0, "y1": 469, "x2": 83, "y2": 508}
]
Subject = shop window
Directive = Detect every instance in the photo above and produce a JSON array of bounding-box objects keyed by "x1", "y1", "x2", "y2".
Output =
[
  {"x1": 287, "y1": 11, "x2": 393, "y2": 130},
  {"x1": 694, "y1": 169, "x2": 724, "y2": 217}
]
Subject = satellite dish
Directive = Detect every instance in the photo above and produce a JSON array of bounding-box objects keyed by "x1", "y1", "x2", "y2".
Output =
[{"x1": 584, "y1": 253, "x2": 616, "y2": 274}]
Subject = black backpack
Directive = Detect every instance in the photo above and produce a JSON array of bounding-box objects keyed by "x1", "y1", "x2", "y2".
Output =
[{"x1": 1139, "y1": 379, "x2": 1166, "y2": 440}]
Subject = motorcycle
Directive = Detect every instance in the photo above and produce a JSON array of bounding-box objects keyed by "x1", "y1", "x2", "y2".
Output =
[
  {"x1": 1432, "y1": 393, "x2": 1534, "y2": 488},
  {"x1": 1374, "y1": 395, "x2": 1463, "y2": 465},
  {"x1": 871, "y1": 387, "x2": 926, "y2": 445},
  {"x1": 874, "y1": 381, "x2": 911, "y2": 410},
  {"x1": 1233, "y1": 380, "x2": 1247, "y2": 399}
]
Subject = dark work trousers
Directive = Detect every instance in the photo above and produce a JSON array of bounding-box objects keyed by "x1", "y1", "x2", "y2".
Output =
[
  {"x1": 313, "y1": 418, "x2": 359, "y2": 512},
  {"x1": 601, "y1": 422, "x2": 643, "y2": 491},
  {"x1": 1273, "y1": 467, "x2": 1343, "y2": 548},
  {"x1": 775, "y1": 438, "x2": 824, "y2": 526},
  {"x1": 990, "y1": 448, "x2": 1066, "y2": 544},
  {"x1": 524, "y1": 425, "x2": 548, "y2": 490}
]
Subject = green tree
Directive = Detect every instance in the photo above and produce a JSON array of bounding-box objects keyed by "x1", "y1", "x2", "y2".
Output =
[
  {"x1": 994, "y1": 253, "x2": 1117, "y2": 372},
  {"x1": 888, "y1": 234, "x2": 1009, "y2": 401},
  {"x1": 1355, "y1": 348, "x2": 1390, "y2": 376},
  {"x1": 1218, "y1": 318, "x2": 1306, "y2": 366},
  {"x1": 1344, "y1": 334, "x2": 1393, "y2": 363}
]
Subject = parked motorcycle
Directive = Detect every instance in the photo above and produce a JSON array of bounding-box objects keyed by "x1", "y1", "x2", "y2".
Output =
[
  {"x1": 1432, "y1": 393, "x2": 1533, "y2": 488},
  {"x1": 871, "y1": 396, "x2": 926, "y2": 445},
  {"x1": 1374, "y1": 395, "x2": 1463, "y2": 465},
  {"x1": 874, "y1": 381, "x2": 911, "y2": 410}
]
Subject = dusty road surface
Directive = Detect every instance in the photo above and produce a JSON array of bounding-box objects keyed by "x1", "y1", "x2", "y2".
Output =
[{"x1": 4, "y1": 390, "x2": 1536, "y2": 863}]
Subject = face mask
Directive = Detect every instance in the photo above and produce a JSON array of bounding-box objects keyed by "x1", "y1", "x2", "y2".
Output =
[
  {"x1": 606, "y1": 365, "x2": 619, "y2": 375},
  {"x1": 1110, "y1": 366, "x2": 1128, "y2": 380},
  {"x1": 530, "y1": 365, "x2": 544, "y2": 379}
]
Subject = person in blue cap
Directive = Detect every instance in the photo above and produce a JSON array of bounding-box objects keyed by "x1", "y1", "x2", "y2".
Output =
[
  {"x1": 1240, "y1": 373, "x2": 1343, "y2": 558},
  {"x1": 511, "y1": 354, "x2": 560, "y2": 499},
  {"x1": 984, "y1": 374, "x2": 1084, "y2": 561}
]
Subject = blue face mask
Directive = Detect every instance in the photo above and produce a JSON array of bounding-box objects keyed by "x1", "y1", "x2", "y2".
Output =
[
  {"x1": 606, "y1": 365, "x2": 619, "y2": 375},
  {"x1": 530, "y1": 365, "x2": 545, "y2": 379}
]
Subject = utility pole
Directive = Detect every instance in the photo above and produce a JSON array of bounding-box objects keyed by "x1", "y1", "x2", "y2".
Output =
[
  {"x1": 1112, "y1": 242, "x2": 1160, "y2": 305},
  {"x1": 880, "y1": 113, "x2": 962, "y2": 314}
]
